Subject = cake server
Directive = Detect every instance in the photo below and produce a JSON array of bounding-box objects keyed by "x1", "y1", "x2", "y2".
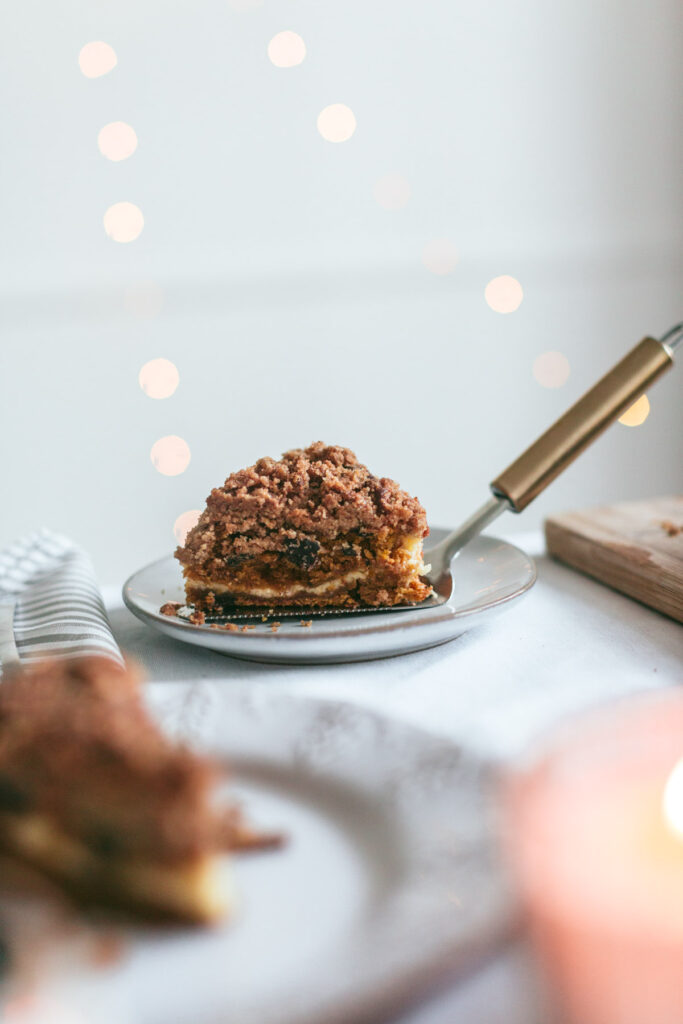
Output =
[
  {"x1": 422, "y1": 322, "x2": 681, "y2": 605},
  {"x1": 185, "y1": 322, "x2": 680, "y2": 620}
]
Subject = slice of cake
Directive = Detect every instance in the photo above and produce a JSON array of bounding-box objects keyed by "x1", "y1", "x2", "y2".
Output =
[
  {"x1": 0, "y1": 658, "x2": 277, "y2": 924},
  {"x1": 175, "y1": 442, "x2": 431, "y2": 611}
]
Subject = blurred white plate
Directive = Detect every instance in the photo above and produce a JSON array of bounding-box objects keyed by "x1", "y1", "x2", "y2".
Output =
[
  {"x1": 13, "y1": 687, "x2": 513, "y2": 1024},
  {"x1": 122, "y1": 529, "x2": 536, "y2": 664}
]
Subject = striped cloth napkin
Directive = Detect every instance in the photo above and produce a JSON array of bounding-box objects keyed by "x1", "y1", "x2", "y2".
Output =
[{"x1": 0, "y1": 529, "x2": 124, "y2": 670}]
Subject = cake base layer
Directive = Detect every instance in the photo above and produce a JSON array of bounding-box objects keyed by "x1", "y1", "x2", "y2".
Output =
[
  {"x1": 185, "y1": 576, "x2": 430, "y2": 611},
  {"x1": 182, "y1": 531, "x2": 432, "y2": 611}
]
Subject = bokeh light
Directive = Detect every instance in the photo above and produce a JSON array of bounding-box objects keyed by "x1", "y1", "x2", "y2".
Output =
[
  {"x1": 174, "y1": 509, "x2": 201, "y2": 544},
  {"x1": 151, "y1": 436, "x2": 191, "y2": 476},
  {"x1": 317, "y1": 104, "x2": 356, "y2": 143},
  {"x1": 139, "y1": 358, "x2": 179, "y2": 399},
  {"x1": 619, "y1": 394, "x2": 650, "y2": 427},
  {"x1": 422, "y1": 239, "x2": 458, "y2": 275},
  {"x1": 533, "y1": 351, "x2": 570, "y2": 389},
  {"x1": 98, "y1": 121, "x2": 138, "y2": 161},
  {"x1": 268, "y1": 31, "x2": 306, "y2": 67},
  {"x1": 78, "y1": 41, "x2": 117, "y2": 78},
  {"x1": 373, "y1": 174, "x2": 411, "y2": 211},
  {"x1": 124, "y1": 282, "x2": 164, "y2": 318},
  {"x1": 103, "y1": 202, "x2": 144, "y2": 243},
  {"x1": 485, "y1": 275, "x2": 524, "y2": 313}
]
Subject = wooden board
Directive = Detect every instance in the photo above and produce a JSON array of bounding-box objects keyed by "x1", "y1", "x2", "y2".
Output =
[{"x1": 545, "y1": 496, "x2": 683, "y2": 624}]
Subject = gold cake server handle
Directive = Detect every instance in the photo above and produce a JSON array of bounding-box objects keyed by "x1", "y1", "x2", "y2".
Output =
[
  {"x1": 490, "y1": 327, "x2": 679, "y2": 511},
  {"x1": 424, "y1": 324, "x2": 681, "y2": 590}
]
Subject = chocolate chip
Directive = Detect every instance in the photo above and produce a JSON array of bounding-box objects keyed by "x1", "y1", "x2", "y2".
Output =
[
  {"x1": 86, "y1": 826, "x2": 124, "y2": 858},
  {"x1": 283, "y1": 538, "x2": 320, "y2": 570},
  {"x1": 0, "y1": 775, "x2": 30, "y2": 814}
]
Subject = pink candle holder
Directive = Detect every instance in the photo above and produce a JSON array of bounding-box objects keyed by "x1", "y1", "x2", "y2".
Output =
[{"x1": 504, "y1": 690, "x2": 683, "y2": 1024}]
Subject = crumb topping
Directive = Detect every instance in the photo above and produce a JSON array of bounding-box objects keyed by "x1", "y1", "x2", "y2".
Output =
[
  {"x1": 176, "y1": 442, "x2": 428, "y2": 574},
  {"x1": 160, "y1": 601, "x2": 181, "y2": 617}
]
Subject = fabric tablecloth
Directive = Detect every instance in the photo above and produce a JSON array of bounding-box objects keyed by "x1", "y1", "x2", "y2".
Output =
[{"x1": 105, "y1": 529, "x2": 682, "y2": 1024}]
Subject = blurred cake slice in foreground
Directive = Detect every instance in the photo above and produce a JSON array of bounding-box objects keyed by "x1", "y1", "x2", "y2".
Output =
[
  {"x1": 175, "y1": 442, "x2": 431, "y2": 611},
  {"x1": 0, "y1": 658, "x2": 279, "y2": 924}
]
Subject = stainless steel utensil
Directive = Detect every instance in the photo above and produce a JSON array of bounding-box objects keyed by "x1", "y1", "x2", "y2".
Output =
[{"x1": 194, "y1": 323, "x2": 680, "y2": 621}]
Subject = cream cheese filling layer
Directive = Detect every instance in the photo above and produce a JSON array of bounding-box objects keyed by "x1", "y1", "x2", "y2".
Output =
[
  {"x1": 399, "y1": 534, "x2": 426, "y2": 573},
  {"x1": 187, "y1": 570, "x2": 368, "y2": 599}
]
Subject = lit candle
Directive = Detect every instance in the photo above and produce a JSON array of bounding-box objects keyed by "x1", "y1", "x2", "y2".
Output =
[{"x1": 504, "y1": 692, "x2": 683, "y2": 1024}]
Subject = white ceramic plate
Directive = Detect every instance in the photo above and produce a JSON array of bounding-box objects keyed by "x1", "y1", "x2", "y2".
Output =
[
  {"x1": 6, "y1": 687, "x2": 512, "y2": 1024},
  {"x1": 122, "y1": 529, "x2": 536, "y2": 664}
]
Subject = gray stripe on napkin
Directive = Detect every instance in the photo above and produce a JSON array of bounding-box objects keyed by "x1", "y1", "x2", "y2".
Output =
[{"x1": 0, "y1": 529, "x2": 124, "y2": 669}]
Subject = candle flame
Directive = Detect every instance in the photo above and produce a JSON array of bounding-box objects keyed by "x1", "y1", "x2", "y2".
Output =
[{"x1": 663, "y1": 758, "x2": 683, "y2": 839}]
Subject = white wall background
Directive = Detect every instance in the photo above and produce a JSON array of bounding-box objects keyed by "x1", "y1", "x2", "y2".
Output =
[{"x1": 1, "y1": 0, "x2": 682, "y2": 581}]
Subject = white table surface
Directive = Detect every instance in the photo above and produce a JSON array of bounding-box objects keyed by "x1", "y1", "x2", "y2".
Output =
[{"x1": 105, "y1": 529, "x2": 682, "y2": 1024}]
